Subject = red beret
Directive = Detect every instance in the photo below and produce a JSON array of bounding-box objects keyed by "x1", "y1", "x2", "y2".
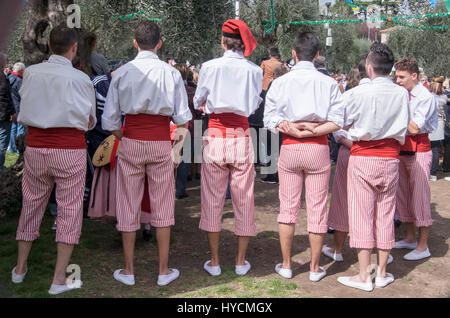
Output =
[{"x1": 222, "y1": 19, "x2": 257, "y2": 57}]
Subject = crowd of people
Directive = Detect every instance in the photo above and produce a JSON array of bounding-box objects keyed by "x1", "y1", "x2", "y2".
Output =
[{"x1": 1, "y1": 18, "x2": 449, "y2": 296}]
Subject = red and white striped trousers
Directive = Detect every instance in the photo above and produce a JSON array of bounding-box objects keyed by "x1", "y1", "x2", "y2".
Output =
[
  {"x1": 115, "y1": 138, "x2": 175, "y2": 232},
  {"x1": 200, "y1": 137, "x2": 256, "y2": 236},
  {"x1": 278, "y1": 144, "x2": 331, "y2": 234},
  {"x1": 396, "y1": 151, "x2": 433, "y2": 227},
  {"x1": 347, "y1": 156, "x2": 399, "y2": 250},
  {"x1": 16, "y1": 147, "x2": 86, "y2": 245},
  {"x1": 328, "y1": 146, "x2": 351, "y2": 232}
]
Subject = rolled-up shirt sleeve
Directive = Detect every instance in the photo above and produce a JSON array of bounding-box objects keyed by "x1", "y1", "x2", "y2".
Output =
[
  {"x1": 326, "y1": 83, "x2": 344, "y2": 128},
  {"x1": 102, "y1": 75, "x2": 122, "y2": 131},
  {"x1": 263, "y1": 81, "x2": 285, "y2": 134},
  {"x1": 413, "y1": 95, "x2": 437, "y2": 133},
  {"x1": 172, "y1": 72, "x2": 192, "y2": 126}
]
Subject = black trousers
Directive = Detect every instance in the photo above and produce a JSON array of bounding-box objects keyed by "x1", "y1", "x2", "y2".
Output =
[{"x1": 443, "y1": 137, "x2": 450, "y2": 172}]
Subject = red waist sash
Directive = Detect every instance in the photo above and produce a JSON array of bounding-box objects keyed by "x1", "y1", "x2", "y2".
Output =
[
  {"x1": 282, "y1": 134, "x2": 328, "y2": 146},
  {"x1": 208, "y1": 113, "x2": 249, "y2": 138},
  {"x1": 27, "y1": 127, "x2": 86, "y2": 149},
  {"x1": 400, "y1": 134, "x2": 431, "y2": 153},
  {"x1": 124, "y1": 114, "x2": 171, "y2": 141},
  {"x1": 351, "y1": 139, "x2": 400, "y2": 159}
]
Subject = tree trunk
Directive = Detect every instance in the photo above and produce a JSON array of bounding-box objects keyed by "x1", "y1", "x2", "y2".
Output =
[{"x1": 22, "y1": 0, "x2": 74, "y2": 66}]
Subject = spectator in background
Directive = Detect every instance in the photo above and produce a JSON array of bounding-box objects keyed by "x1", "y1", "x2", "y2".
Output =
[
  {"x1": 443, "y1": 79, "x2": 450, "y2": 177},
  {"x1": 0, "y1": 52, "x2": 16, "y2": 170},
  {"x1": 345, "y1": 67, "x2": 360, "y2": 91},
  {"x1": 420, "y1": 74, "x2": 429, "y2": 89},
  {"x1": 167, "y1": 54, "x2": 176, "y2": 66},
  {"x1": 314, "y1": 56, "x2": 329, "y2": 76},
  {"x1": 85, "y1": 32, "x2": 111, "y2": 76},
  {"x1": 260, "y1": 47, "x2": 282, "y2": 92},
  {"x1": 173, "y1": 63, "x2": 197, "y2": 199},
  {"x1": 428, "y1": 76, "x2": 447, "y2": 181},
  {"x1": 3, "y1": 65, "x2": 11, "y2": 76},
  {"x1": 260, "y1": 64, "x2": 289, "y2": 184},
  {"x1": 7, "y1": 62, "x2": 26, "y2": 154}
]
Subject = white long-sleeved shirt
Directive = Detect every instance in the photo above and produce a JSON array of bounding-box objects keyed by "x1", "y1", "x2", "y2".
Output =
[
  {"x1": 18, "y1": 55, "x2": 96, "y2": 131},
  {"x1": 333, "y1": 78, "x2": 371, "y2": 142},
  {"x1": 408, "y1": 82, "x2": 438, "y2": 135},
  {"x1": 193, "y1": 50, "x2": 263, "y2": 117},
  {"x1": 343, "y1": 76, "x2": 409, "y2": 144},
  {"x1": 263, "y1": 61, "x2": 344, "y2": 134},
  {"x1": 102, "y1": 51, "x2": 192, "y2": 131}
]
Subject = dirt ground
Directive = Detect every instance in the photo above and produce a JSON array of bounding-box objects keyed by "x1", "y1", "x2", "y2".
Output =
[{"x1": 168, "y1": 164, "x2": 450, "y2": 298}]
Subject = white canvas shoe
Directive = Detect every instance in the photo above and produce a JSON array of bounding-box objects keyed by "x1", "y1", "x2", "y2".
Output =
[
  {"x1": 395, "y1": 240, "x2": 418, "y2": 249},
  {"x1": 235, "y1": 261, "x2": 251, "y2": 276},
  {"x1": 403, "y1": 248, "x2": 431, "y2": 261},
  {"x1": 275, "y1": 263, "x2": 292, "y2": 279},
  {"x1": 157, "y1": 269, "x2": 180, "y2": 286},
  {"x1": 49, "y1": 280, "x2": 83, "y2": 295},
  {"x1": 204, "y1": 261, "x2": 221, "y2": 276},
  {"x1": 322, "y1": 246, "x2": 344, "y2": 262},
  {"x1": 309, "y1": 267, "x2": 327, "y2": 282},
  {"x1": 11, "y1": 267, "x2": 27, "y2": 284},
  {"x1": 337, "y1": 276, "x2": 374, "y2": 292},
  {"x1": 388, "y1": 254, "x2": 393, "y2": 265},
  {"x1": 375, "y1": 273, "x2": 394, "y2": 288},
  {"x1": 113, "y1": 269, "x2": 135, "y2": 286}
]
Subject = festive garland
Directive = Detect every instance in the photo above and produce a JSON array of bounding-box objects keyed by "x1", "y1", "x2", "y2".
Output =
[
  {"x1": 112, "y1": 9, "x2": 162, "y2": 21},
  {"x1": 263, "y1": 0, "x2": 450, "y2": 33}
]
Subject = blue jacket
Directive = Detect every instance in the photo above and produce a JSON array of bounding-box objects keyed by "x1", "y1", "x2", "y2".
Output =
[{"x1": 8, "y1": 73, "x2": 22, "y2": 114}]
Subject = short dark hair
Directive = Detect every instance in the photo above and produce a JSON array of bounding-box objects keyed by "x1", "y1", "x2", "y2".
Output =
[
  {"x1": 293, "y1": 32, "x2": 320, "y2": 62},
  {"x1": 366, "y1": 43, "x2": 395, "y2": 75},
  {"x1": 223, "y1": 36, "x2": 245, "y2": 53},
  {"x1": 135, "y1": 21, "x2": 160, "y2": 50},
  {"x1": 49, "y1": 24, "x2": 78, "y2": 55},
  {"x1": 394, "y1": 57, "x2": 420, "y2": 76},
  {"x1": 358, "y1": 54, "x2": 368, "y2": 79}
]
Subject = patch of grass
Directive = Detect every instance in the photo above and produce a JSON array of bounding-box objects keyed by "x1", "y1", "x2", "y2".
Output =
[
  {"x1": 0, "y1": 215, "x2": 302, "y2": 298},
  {"x1": 4, "y1": 152, "x2": 19, "y2": 168},
  {"x1": 403, "y1": 275, "x2": 413, "y2": 282}
]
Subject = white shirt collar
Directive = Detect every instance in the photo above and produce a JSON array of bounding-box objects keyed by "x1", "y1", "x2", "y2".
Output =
[
  {"x1": 291, "y1": 61, "x2": 316, "y2": 71},
  {"x1": 135, "y1": 51, "x2": 159, "y2": 60},
  {"x1": 371, "y1": 76, "x2": 393, "y2": 84},
  {"x1": 48, "y1": 55, "x2": 72, "y2": 66},
  {"x1": 410, "y1": 82, "x2": 424, "y2": 97},
  {"x1": 359, "y1": 78, "x2": 371, "y2": 85},
  {"x1": 223, "y1": 50, "x2": 245, "y2": 59}
]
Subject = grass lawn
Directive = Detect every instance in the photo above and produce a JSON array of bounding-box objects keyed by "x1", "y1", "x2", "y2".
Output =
[
  {"x1": 0, "y1": 214, "x2": 305, "y2": 298},
  {"x1": 4, "y1": 152, "x2": 19, "y2": 168}
]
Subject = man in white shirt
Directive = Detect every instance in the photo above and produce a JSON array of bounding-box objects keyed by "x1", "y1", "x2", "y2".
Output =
[
  {"x1": 102, "y1": 21, "x2": 191, "y2": 287},
  {"x1": 323, "y1": 54, "x2": 369, "y2": 263},
  {"x1": 337, "y1": 43, "x2": 409, "y2": 292},
  {"x1": 13, "y1": 25, "x2": 96, "y2": 295},
  {"x1": 394, "y1": 57, "x2": 437, "y2": 261},
  {"x1": 264, "y1": 31, "x2": 344, "y2": 282},
  {"x1": 194, "y1": 19, "x2": 262, "y2": 277}
]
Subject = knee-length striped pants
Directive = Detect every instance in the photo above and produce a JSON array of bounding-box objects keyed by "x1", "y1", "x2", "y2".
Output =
[
  {"x1": 16, "y1": 147, "x2": 86, "y2": 245},
  {"x1": 115, "y1": 138, "x2": 175, "y2": 232},
  {"x1": 277, "y1": 144, "x2": 331, "y2": 234},
  {"x1": 396, "y1": 151, "x2": 433, "y2": 227},
  {"x1": 200, "y1": 137, "x2": 256, "y2": 236},
  {"x1": 328, "y1": 146, "x2": 351, "y2": 232},
  {"x1": 347, "y1": 156, "x2": 399, "y2": 250}
]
